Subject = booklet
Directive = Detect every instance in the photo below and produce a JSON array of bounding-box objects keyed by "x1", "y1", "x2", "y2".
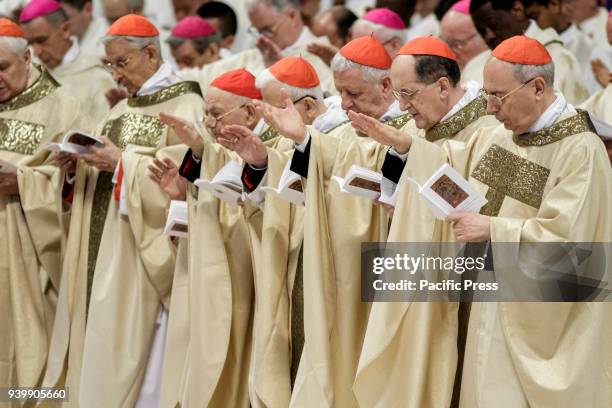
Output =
[
  {"x1": 45, "y1": 130, "x2": 104, "y2": 154},
  {"x1": 164, "y1": 200, "x2": 189, "y2": 238},
  {"x1": 0, "y1": 159, "x2": 17, "y2": 174},
  {"x1": 406, "y1": 163, "x2": 487, "y2": 219},
  {"x1": 332, "y1": 164, "x2": 382, "y2": 201},
  {"x1": 261, "y1": 160, "x2": 305, "y2": 206},
  {"x1": 194, "y1": 160, "x2": 244, "y2": 206}
]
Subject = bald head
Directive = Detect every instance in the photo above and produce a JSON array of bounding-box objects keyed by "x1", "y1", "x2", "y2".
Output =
[
  {"x1": 103, "y1": 0, "x2": 143, "y2": 24},
  {"x1": 440, "y1": 9, "x2": 487, "y2": 68}
]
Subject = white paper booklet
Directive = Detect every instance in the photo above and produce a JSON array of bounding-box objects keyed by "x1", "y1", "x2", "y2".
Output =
[
  {"x1": 45, "y1": 130, "x2": 104, "y2": 154},
  {"x1": 406, "y1": 163, "x2": 487, "y2": 219},
  {"x1": 332, "y1": 164, "x2": 382, "y2": 201},
  {"x1": 261, "y1": 160, "x2": 304, "y2": 206},
  {"x1": 0, "y1": 159, "x2": 17, "y2": 174},
  {"x1": 118, "y1": 176, "x2": 128, "y2": 216},
  {"x1": 194, "y1": 160, "x2": 243, "y2": 206},
  {"x1": 164, "y1": 200, "x2": 189, "y2": 238}
]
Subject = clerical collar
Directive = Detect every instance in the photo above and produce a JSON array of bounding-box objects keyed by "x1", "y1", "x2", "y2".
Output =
[
  {"x1": 524, "y1": 20, "x2": 564, "y2": 47},
  {"x1": 312, "y1": 95, "x2": 349, "y2": 133},
  {"x1": 425, "y1": 94, "x2": 488, "y2": 143},
  {"x1": 379, "y1": 100, "x2": 404, "y2": 122},
  {"x1": 528, "y1": 93, "x2": 575, "y2": 133},
  {"x1": 60, "y1": 36, "x2": 80, "y2": 67},
  {"x1": 440, "y1": 80, "x2": 480, "y2": 122},
  {"x1": 137, "y1": 62, "x2": 179, "y2": 96}
]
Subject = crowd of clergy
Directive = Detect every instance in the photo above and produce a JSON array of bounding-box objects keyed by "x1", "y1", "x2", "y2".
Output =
[{"x1": 0, "y1": 0, "x2": 611, "y2": 406}]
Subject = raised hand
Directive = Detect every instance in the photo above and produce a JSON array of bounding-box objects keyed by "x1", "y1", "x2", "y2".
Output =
[
  {"x1": 77, "y1": 135, "x2": 121, "y2": 172},
  {"x1": 257, "y1": 35, "x2": 283, "y2": 67},
  {"x1": 591, "y1": 58, "x2": 610, "y2": 88},
  {"x1": 105, "y1": 87, "x2": 128, "y2": 108},
  {"x1": 218, "y1": 124, "x2": 268, "y2": 168},
  {"x1": 0, "y1": 171, "x2": 18, "y2": 195},
  {"x1": 148, "y1": 157, "x2": 187, "y2": 200},
  {"x1": 159, "y1": 112, "x2": 205, "y2": 157},
  {"x1": 253, "y1": 89, "x2": 307, "y2": 143},
  {"x1": 306, "y1": 42, "x2": 338, "y2": 66},
  {"x1": 348, "y1": 110, "x2": 412, "y2": 153}
]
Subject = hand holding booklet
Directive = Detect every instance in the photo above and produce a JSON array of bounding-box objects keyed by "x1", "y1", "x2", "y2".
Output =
[
  {"x1": 0, "y1": 160, "x2": 17, "y2": 174},
  {"x1": 332, "y1": 165, "x2": 382, "y2": 201},
  {"x1": 406, "y1": 163, "x2": 487, "y2": 219},
  {"x1": 45, "y1": 130, "x2": 104, "y2": 154},
  {"x1": 164, "y1": 200, "x2": 189, "y2": 238},
  {"x1": 194, "y1": 160, "x2": 244, "y2": 206},
  {"x1": 261, "y1": 160, "x2": 304, "y2": 206}
]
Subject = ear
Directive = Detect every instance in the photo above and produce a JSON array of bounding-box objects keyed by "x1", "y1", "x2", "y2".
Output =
[
  {"x1": 511, "y1": 1, "x2": 526, "y2": 19},
  {"x1": 144, "y1": 44, "x2": 160, "y2": 64},
  {"x1": 23, "y1": 48, "x2": 31, "y2": 65},
  {"x1": 61, "y1": 20, "x2": 71, "y2": 39},
  {"x1": 380, "y1": 76, "x2": 392, "y2": 96},
  {"x1": 303, "y1": 97, "x2": 317, "y2": 113},
  {"x1": 207, "y1": 42, "x2": 220, "y2": 59},
  {"x1": 84, "y1": 1, "x2": 93, "y2": 17},
  {"x1": 244, "y1": 103, "x2": 258, "y2": 125},
  {"x1": 221, "y1": 34, "x2": 234, "y2": 49},
  {"x1": 533, "y1": 76, "x2": 547, "y2": 98},
  {"x1": 438, "y1": 77, "x2": 451, "y2": 99}
]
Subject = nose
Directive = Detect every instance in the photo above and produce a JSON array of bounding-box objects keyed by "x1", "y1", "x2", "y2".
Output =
[
  {"x1": 340, "y1": 94, "x2": 353, "y2": 111},
  {"x1": 399, "y1": 99, "x2": 412, "y2": 112},
  {"x1": 112, "y1": 70, "x2": 123, "y2": 83},
  {"x1": 32, "y1": 44, "x2": 43, "y2": 57},
  {"x1": 485, "y1": 98, "x2": 498, "y2": 115}
]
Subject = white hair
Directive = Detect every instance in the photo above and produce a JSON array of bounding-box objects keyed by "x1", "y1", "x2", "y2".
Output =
[
  {"x1": 352, "y1": 19, "x2": 405, "y2": 44},
  {"x1": 209, "y1": 85, "x2": 255, "y2": 105},
  {"x1": 514, "y1": 61, "x2": 555, "y2": 87},
  {"x1": 330, "y1": 52, "x2": 389, "y2": 84},
  {"x1": 246, "y1": 0, "x2": 299, "y2": 12},
  {"x1": 0, "y1": 36, "x2": 28, "y2": 57},
  {"x1": 102, "y1": 35, "x2": 161, "y2": 55},
  {"x1": 491, "y1": 56, "x2": 555, "y2": 87},
  {"x1": 255, "y1": 68, "x2": 324, "y2": 101}
]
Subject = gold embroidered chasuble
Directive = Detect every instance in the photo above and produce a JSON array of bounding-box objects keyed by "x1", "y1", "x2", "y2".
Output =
[{"x1": 0, "y1": 65, "x2": 88, "y2": 390}]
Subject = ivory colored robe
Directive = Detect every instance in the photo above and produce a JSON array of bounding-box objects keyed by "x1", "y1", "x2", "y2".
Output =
[
  {"x1": 50, "y1": 52, "x2": 115, "y2": 126},
  {"x1": 580, "y1": 83, "x2": 612, "y2": 121},
  {"x1": 353, "y1": 98, "x2": 498, "y2": 408},
  {"x1": 288, "y1": 112, "x2": 415, "y2": 408},
  {"x1": 0, "y1": 66, "x2": 87, "y2": 390},
  {"x1": 525, "y1": 22, "x2": 589, "y2": 105},
  {"x1": 181, "y1": 28, "x2": 337, "y2": 96},
  {"x1": 461, "y1": 49, "x2": 491, "y2": 86},
  {"x1": 363, "y1": 110, "x2": 612, "y2": 408},
  {"x1": 43, "y1": 80, "x2": 203, "y2": 408}
]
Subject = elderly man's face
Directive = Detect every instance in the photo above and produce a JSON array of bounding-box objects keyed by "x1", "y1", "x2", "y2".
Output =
[
  {"x1": 248, "y1": 2, "x2": 296, "y2": 50},
  {"x1": 390, "y1": 55, "x2": 449, "y2": 130},
  {"x1": 440, "y1": 10, "x2": 486, "y2": 68},
  {"x1": 171, "y1": 40, "x2": 216, "y2": 69},
  {"x1": 204, "y1": 87, "x2": 256, "y2": 139},
  {"x1": 333, "y1": 67, "x2": 391, "y2": 119},
  {"x1": 0, "y1": 45, "x2": 30, "y2": 102},
  {"x1": 61, "y1": 2, "x2": 91, "y2": 38},
  {"x1": 104, "y1": 39, "x2": 154, "y2": 96},
  {"x1": 483, "y1": 58, "x2": 541, "y2": 134},
  {"x1": 471, "y1": 3, "x2": 522, "y2": 50},
  {"x1": 21, "y1": 16, "x2": 71, "y2": 69}
]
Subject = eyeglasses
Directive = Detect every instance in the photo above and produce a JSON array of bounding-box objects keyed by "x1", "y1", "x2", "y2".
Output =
[
  {"x1": 480, "y1": 77, "x2": 536, "y2": 109},
  {"x1": 247, "y1": 14, "x2": 287, "y2": 38},
  {"x1": 102, "y1": 49, "x2": 144, "y2": 73},
  {"x1": 392, "y1": 82, "x2": 437, "y2": 102},
  {"x1": 446, "y1": 33, "x2": 478, "y2": 51},
  {"x1": 292, "y1": 95, "x2": 316, "y2": 104},
  {"x1": 202, "y1": 103, "x2": 249, "y2": 127}
]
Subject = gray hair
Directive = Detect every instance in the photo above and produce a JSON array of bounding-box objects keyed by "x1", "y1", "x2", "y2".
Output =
[
  {"x1": 245, "y1": 0, "x2": 299, "y2": 12},
  {"x1": 513, "y1": 61, "x2": 555, "y2": 87},
  {"x1": 166, "y1": 33, "x2": 221, "y2": 53},
  {"x1": 330, "y1": 52, "x2": 389, "y2": 84},
  {"x1": 351, "y1": 19, "x2": 405, "y2": 44},
  {"x1": 0, "y1": 36, "x2": 28, "y2": 57},
  {"x1": 255, "y1": 67, "x2": 324, "y2": 101},
  {"x1": 43, "y1": 8, "x2": 69, "y2": 26},
  {"x1": 102, "y1": 35, "x2": 161, "y2": 55}
]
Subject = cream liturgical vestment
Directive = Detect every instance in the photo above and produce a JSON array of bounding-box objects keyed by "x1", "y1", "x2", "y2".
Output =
[
  {"x1": 43, "y1": 74, "x2": 203, "y2": 407},
  {"x1": 49, "y1": 40, "x2": 115, "y2": 126},
  {"x1": 362, "y1": 102, "x2": 612, "y2": 407},
  {"x1": 181, "y1": 27, "x2": 337, "y2": 96},
  {"x1": 0, "y1": 65, "x2": 88, "y2": 390},
  {"x1": 354, "y1": 96, "x2": 497, "y2": 408},
  {"x1": 287, "y1": 106, "x2": 414, "y2": 408},
  {"x1": 525, "y1": 21, "x2": 589, "y2": 105}
]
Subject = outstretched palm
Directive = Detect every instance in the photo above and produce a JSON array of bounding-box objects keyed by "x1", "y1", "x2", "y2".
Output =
[
  {"x1": 159, "y1": 112, "x2": 204, "y2": 154},
  {"x1": 148, "y1": 157, "x2": 187, "y2": 201},
  {"x1": 348, "y1": 110, "x2": 412, "y2": 153},
  {"x1": 254, "y1": 89, "x2": 307, "y2": 144},
  {"x1": 218, "y1": 124, "x2": 268, "y2": 168}
]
